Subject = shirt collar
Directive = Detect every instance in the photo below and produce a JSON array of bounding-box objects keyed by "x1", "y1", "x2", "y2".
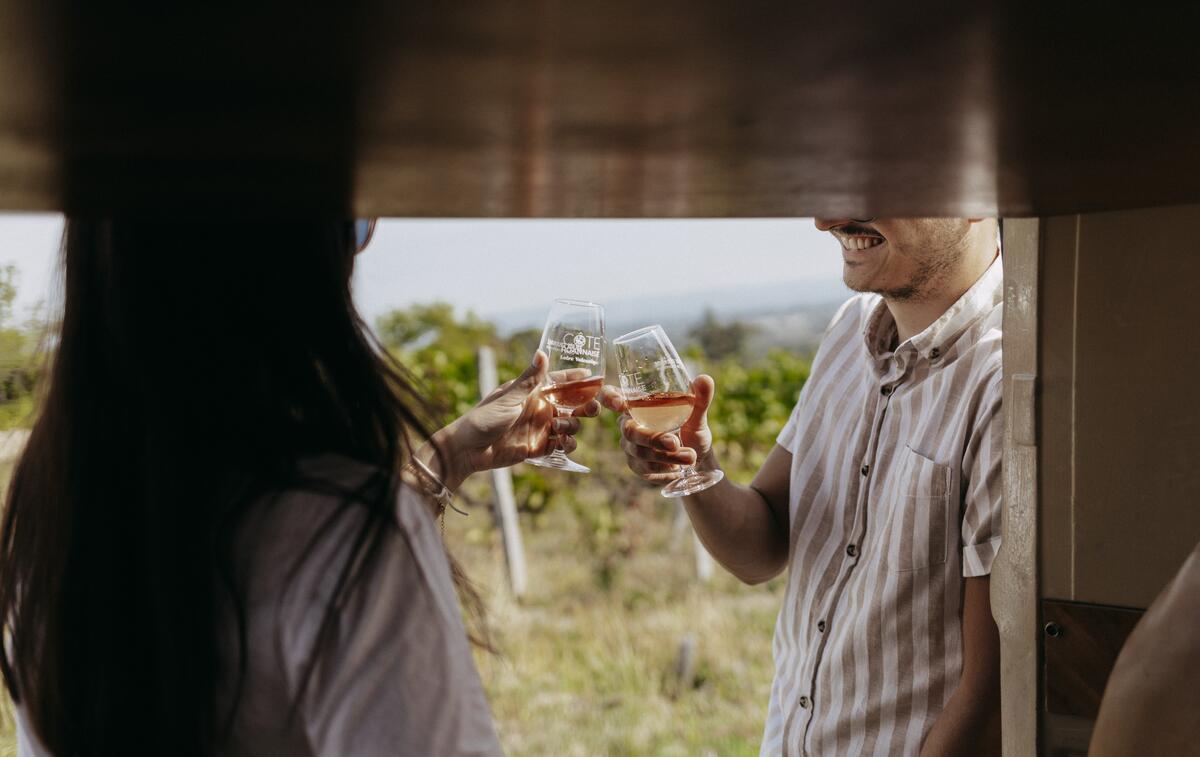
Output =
[{"x1": 863, "y1": 254, "x2": 1003, "y2": 364}]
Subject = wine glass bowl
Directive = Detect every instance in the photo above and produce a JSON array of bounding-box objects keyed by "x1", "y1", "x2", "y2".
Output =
[
  {"x1": 524, "y1": 299, "x2": 606, "y2": 474},
  {"x1": 612, "y1": 325, "x2": 724, "y2": 497}
]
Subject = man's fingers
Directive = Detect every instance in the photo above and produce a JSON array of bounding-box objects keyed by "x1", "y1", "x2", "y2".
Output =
[
  {"x1": 636, "y1": 460, "x2": 682, "y2": 475},
  {"x1": 620, "y1": 436, "x2": 697, "y2": 465},
  {"x1": 572, "y1": 399, "x2": 601, "y2": 418},
  {"x1": 683, "y1": 373, "x2": 715, "y2": 432},
  {"x1": 638, "y1": 468, "x2": 683, "y2": 484},
  {"x1": 598, "y1": 385, "x2": 628, "y2": 414},
  {"x1": 619, "y1": 415, "x2": 681, "y2": 451}
]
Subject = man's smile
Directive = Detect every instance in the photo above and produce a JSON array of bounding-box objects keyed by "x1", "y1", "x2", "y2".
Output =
[{"x1": 833, "y1": 231, "x2": 886, "y2": 251}]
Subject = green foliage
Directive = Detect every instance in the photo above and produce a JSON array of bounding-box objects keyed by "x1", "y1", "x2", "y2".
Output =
[
  {"x1": 0, "y1": 267, "x2": 42, "y2": 430},
  {"x1": 702, "y1": 350, "x2": 810, "y2": 474},
  {"x1": 0, "y1": 265, "x2": 14, "y2": 327}
]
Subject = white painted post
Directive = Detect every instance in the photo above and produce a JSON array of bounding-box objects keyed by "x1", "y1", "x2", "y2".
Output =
[
  {"x1": 674, "y1": 499, "x2": 714, "y2": 582},
  {"x1": 693, "y1": 530, "x2": 714, "y2": 583},
  {"x1": 477, "y1": 346, "x2": 528, "y2": 599}
]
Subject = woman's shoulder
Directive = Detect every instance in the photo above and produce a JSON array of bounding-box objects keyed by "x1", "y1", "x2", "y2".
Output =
[{"x1": 234, "y1": 453, "x2": 441, "y2": 606}]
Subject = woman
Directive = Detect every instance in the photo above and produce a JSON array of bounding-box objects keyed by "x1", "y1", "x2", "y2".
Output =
[{"x1": 0, "y1": 218, "x2": 595, "y2": 755}]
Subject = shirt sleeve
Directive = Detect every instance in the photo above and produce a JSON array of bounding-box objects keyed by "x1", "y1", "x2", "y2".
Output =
[
  {"x1": 961, "y1": 372, "x2": 1004, "y2": 577},
  {"x1": 775, "y1": 387, "x2": 806, "y2": 453},
  {"x1": 280, "y1": 486, "x2": 502, "y2": 757}
]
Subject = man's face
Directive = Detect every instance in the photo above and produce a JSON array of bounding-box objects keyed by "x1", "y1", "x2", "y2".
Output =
[{"x1": 814, "y1": 217, "x2": 974, "y2": 302}]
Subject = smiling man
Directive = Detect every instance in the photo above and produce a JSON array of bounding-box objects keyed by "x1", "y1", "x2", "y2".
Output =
[{"x1": 603, "y1": 217, "x2": 1004, "y2": 756}]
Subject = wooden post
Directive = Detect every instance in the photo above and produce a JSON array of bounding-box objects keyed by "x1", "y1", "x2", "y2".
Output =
[
  {"x1": 672, "y1": 633, "x2": 697, "y2": 698},
  {"x1": 477, "y1": 346, "x2": 528, "y2": 599},
  {"x1": 993, "y1": 218, "x2": 1040, "y2": 757}
]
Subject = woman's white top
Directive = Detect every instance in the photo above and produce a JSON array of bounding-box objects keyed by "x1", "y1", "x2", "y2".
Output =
[{"x1": 17, "y1": 454, "x2": 502, "y2": 756}]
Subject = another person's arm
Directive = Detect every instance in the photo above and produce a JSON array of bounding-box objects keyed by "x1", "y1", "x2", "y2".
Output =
[
  {"x1": 1089, "y1": 540, "x2": 1200, "y2": 757},
  {"x1": 600, "y1": 375, "x2": 790, "y2": 584}
]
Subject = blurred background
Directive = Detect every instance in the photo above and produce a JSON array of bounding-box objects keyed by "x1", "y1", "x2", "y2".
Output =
[{"x1": 0, "y1": 214, "x2": 847, "y2": 755}]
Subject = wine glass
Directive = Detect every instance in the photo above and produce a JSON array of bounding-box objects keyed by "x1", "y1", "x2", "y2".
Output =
[
  {"x1": 524, "y1": 299, "x2": 606, "y2": 474},
  {"x1": 612, "y1": 324, "x2": 724, "y2": 497}
]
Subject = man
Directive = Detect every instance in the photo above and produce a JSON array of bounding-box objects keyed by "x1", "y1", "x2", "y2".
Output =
[{"x1": 602, "y1": 218, "x2": 1003, "y2": 756}]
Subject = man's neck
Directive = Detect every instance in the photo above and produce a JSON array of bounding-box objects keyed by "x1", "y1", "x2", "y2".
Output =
[{"x1": 887, "y1": 245, "x2": 999, "y2": 344}]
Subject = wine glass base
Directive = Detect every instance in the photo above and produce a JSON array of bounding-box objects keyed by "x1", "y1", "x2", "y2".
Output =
[
  {"x1": 661, "y1": 468, "x2": 724, "y2": 498},
  {"x1": 525, "y1": 453, "x2": 591, "y2": 474}
]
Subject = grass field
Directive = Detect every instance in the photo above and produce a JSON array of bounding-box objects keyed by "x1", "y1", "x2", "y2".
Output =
[
  {"x1": 0, "y1": 461, "x2": 784, "y2": 755},
  {"x1": 458, "y1": 491, "x2": 783, "y2": 756}
]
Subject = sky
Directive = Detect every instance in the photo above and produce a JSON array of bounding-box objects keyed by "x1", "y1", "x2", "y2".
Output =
[{"x1": 0, "y1": 214, "x2": 846, "y2": 332}]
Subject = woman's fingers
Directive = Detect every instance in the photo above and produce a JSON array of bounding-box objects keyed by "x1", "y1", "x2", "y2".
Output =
[
  {"x1": 547, "y1": 367, "x2": 593, "y2": 384},
  {"x1": 552, "y1": 416, "x2": 582, "y2": 436}
]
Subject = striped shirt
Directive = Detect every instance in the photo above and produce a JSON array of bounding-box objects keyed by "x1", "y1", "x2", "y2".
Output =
[{"x1": 761, "y1": 257, "x2": 1004, "y2": 756}]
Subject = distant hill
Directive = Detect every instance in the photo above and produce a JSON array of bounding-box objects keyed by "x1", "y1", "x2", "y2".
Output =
[{"x1": 489, "y1": 277, "x2": 848, "y2": 354}]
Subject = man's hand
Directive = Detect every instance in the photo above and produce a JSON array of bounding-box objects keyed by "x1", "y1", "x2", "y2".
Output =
[
  {"x1": 432, "y1": 351, "x2": 600, "y2": 489},
  {"x1": 599, "y1": 374, "x2": 717, "y2": 484}
]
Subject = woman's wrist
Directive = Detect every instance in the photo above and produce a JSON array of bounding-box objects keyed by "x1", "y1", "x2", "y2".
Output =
[{"x1": 422, "y1": 422, "x2": 475, "y2": 493}]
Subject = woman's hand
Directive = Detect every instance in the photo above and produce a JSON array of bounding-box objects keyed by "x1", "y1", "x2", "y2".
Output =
[{"x1": 429, "y1": 351, "x2": 601, "y2": 490}]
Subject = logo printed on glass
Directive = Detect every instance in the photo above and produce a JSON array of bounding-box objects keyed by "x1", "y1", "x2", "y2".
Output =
[{"x1": 548, "y1": 332, "x2": 603, "y2": 366}]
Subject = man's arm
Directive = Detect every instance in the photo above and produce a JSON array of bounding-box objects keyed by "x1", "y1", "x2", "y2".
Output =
[
  {"x1": 600, "y1": 377, "x2": 791, "y2": 585},
  {"x1": 680, "y1": 442, "x2": 791, "y2": 584},
  {"x1": 919, "y1": 576, "x2": 1002, "y2": 757}
]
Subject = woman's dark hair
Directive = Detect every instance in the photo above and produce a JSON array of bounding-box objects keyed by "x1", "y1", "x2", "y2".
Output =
[{"x1": 0, "y1": 217, "x2": 449, "y2": 754}]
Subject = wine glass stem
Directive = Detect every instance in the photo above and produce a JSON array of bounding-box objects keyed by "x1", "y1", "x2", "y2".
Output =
[
  {"x1": 549, "y1": 406, "x2": 569, "y2": 460},
  {"x1": 678, "y1": 464, "x2": 697, "y2": 479}
]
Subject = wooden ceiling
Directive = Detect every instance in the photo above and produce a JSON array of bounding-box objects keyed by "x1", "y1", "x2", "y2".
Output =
[{"x1": 0, "y1": 1, "x2": 1197, "y2": 217}]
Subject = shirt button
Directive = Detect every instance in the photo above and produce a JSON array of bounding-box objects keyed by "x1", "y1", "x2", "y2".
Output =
[
  {"x1": 799, "y1": 696, "x2": 811, "y2": 709},
  {"x1": 817, "y1": 620, "x2": 826, "y2": 633},
  {"x1": 846, "y1": 543, "x2": 858, "y2": 557},
  {"x1": 881, "y1": 385, "x2": 893, "y2": 396},
  {"x1": 859, "y1": 463, "x2": 869, "y2": 476},
  {"x1": 930, "y1": 347, "x2": 941, "y2": 359}
]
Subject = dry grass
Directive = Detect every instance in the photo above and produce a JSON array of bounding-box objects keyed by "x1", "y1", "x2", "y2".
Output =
[
  {"x1": 0, "y1": 463, "x2": 784, "y2": 755},
  {"x1": 455, "y1": 489, "x2": 784, "y2": 756}
]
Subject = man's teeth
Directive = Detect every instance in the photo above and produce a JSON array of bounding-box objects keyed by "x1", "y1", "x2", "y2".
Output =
[{"x1": 844, "y1": 236, "x2": 884, "y2": 250}]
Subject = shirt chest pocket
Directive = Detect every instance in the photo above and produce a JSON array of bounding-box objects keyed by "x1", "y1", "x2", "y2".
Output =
[{"x1": 882, "y1": 446, "x2": 955, "y2": 573}]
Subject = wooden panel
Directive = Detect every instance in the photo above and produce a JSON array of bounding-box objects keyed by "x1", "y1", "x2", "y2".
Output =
[
  {"x1": 1043, "y1": 600, "x2": 1143, "y2": 720},
  {"x1": 995, "y1": 218, "x2": 1040, "y2": 757},
  {"x1": 1037, "y1": 216, "x2": 1078, "y2": 600},
  {"x1": 1070, "y1": 206, "x2": 1200, "y2": 606},
  {"x1": 1044, "y1": 714, "x2": 1095, "y2": 757},
  {"x1": 1, "y1": 2, "x2": 1200, "y2": 215}
]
